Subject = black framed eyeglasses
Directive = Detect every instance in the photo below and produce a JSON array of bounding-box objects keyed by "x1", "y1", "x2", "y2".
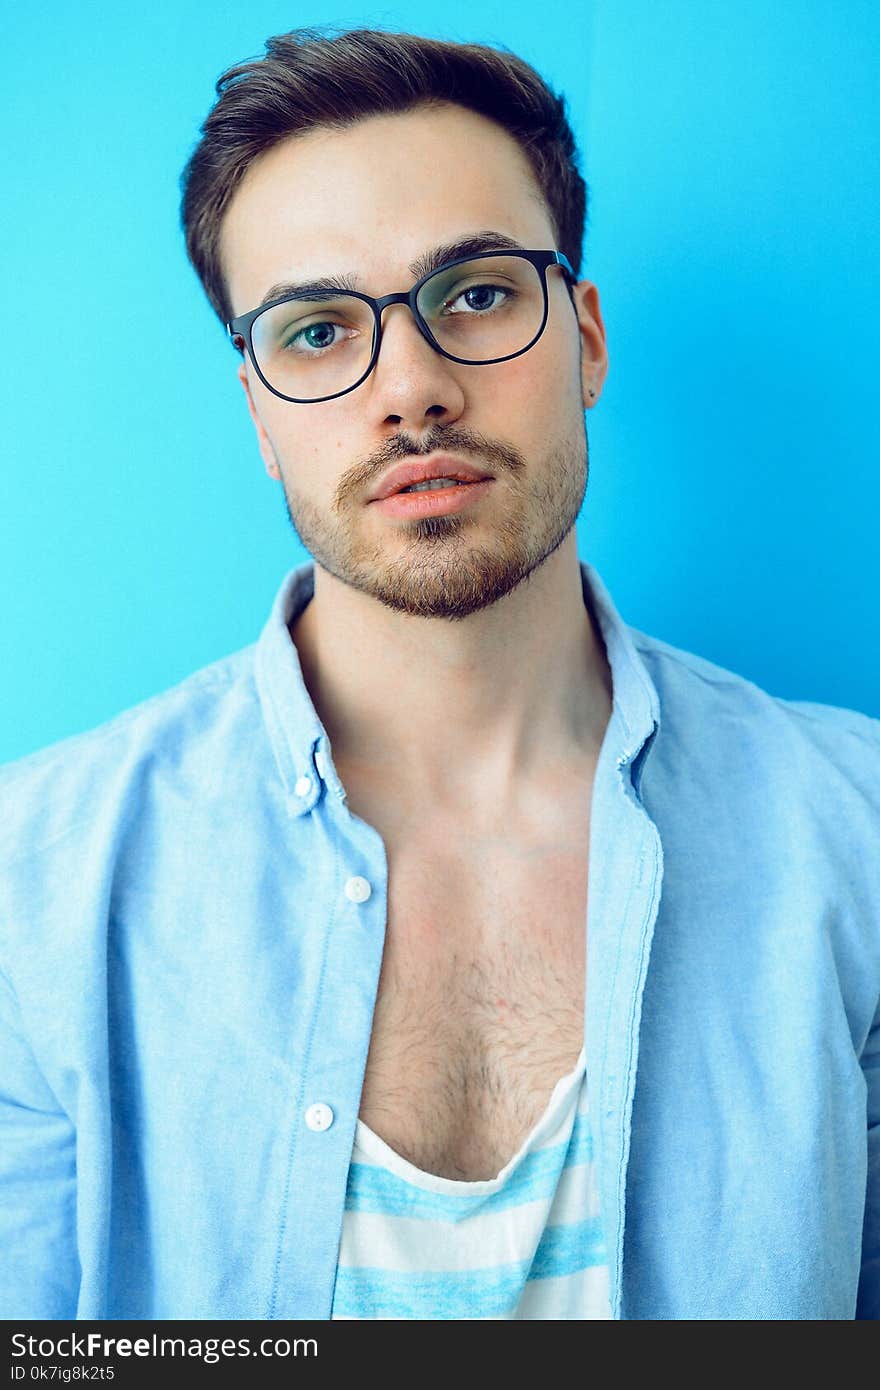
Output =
[{"x1": 226, "y1": 248, "x2": 576, "y2": 405}]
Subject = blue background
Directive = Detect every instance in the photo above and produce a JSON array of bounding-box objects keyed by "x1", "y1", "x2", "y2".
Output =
[{"x1": 3, "y1": 0, "x2": 878, "y2": 763}]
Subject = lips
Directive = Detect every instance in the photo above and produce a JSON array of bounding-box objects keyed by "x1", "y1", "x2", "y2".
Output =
[{"x1": 369, "y1": 455, "x2": 493, "y2": 501}]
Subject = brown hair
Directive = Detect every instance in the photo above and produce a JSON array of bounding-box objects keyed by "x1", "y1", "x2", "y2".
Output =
[{"x1": 179, "y1": 25, "x2": 588, "y2": 329}]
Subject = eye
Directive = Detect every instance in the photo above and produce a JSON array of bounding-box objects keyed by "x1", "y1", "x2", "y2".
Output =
[
  {"x1": 282, "y1": 320, "x2": 357, "y2": 354},
  {"x1": 444, "y1": 283, "x2": 512, "y2": 314},
  {"x1": 290, "y1": 322, "x2": 337, "y2": 351}
]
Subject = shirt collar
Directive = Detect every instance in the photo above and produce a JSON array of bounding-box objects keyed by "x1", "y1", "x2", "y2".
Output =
[
  {"x1": 578, "y1": 560, "x2": 661, "y2": 763},
  {"x1": 255, "y1": 559, "x2": 661, "y2": 817}
]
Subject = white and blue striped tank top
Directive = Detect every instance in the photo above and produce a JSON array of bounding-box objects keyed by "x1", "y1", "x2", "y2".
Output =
[{"x1": 331, "y1": 1044, "x2": 612, "y2": 1318}]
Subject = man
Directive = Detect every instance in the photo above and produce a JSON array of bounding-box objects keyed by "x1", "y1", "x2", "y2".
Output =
[{"x1": 1, "y1": 26, "x2": 878, "y2": 1322}]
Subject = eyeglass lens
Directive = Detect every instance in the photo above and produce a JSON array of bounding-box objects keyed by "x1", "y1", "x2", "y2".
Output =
[{"x1": 249, "y1": 254, "x2": 548, "y2": 401}]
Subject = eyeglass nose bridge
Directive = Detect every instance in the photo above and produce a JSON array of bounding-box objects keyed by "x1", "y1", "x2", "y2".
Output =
[{"x1": 369, "y1": 287, "x2": 439, "y2": 361}]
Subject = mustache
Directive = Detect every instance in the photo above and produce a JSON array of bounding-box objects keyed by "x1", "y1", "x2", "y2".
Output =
[{"x1": 343, "y1": 427, "x2": 526, "y2": 500}]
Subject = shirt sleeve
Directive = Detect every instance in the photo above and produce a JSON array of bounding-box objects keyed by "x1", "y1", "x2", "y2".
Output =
[
  {"x1": 0, "y1": 964, "x2": 80, "y2": 1318},
  {"x1": 858, "y1": 996, "x2": 880, "y2": 1319}
]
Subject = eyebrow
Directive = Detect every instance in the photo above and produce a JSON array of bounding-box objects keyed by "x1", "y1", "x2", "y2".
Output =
[{"x1": 255, "y1": 230, "x2": 528, "y2": 308}]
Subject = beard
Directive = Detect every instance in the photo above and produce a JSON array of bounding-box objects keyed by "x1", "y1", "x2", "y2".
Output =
[{"x1": 277, "y1": 417, "x2": 589, "y2": 622}]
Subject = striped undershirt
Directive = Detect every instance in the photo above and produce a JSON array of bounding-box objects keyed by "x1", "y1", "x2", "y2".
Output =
[{"x1": 330, "y1": 1046, "x2": 612, "y2": 1319}]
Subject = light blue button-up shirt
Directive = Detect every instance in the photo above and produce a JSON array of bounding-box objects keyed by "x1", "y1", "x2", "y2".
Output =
[{"x1": 1, "y1": 560, "x2": 878, "y2": 1320}]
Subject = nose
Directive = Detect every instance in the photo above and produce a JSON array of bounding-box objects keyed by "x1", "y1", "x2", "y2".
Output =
[{"x1": 367, "y1": 299, "x2": 466, "y2": 428}]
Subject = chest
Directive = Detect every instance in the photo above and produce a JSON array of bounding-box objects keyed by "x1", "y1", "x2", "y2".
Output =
[{"x1": 350, "y1": 786, "x2": 593, "y2": 1181}]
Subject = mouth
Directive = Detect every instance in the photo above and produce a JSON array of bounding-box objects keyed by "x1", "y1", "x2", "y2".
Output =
[
  {"x1": 369, "y1": 453, "x2": 494, "y2": 501},
  {"x1": 369, "y1": 477, "x2": 494, "y2": 519},
  {"x1": 397, "y1": 478, "x2": 471, "y2": 494}
]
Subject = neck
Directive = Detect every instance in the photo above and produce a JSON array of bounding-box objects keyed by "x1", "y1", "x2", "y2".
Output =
[{"x1": 288, "y1": 532, "x2": 613, "y2": 809}]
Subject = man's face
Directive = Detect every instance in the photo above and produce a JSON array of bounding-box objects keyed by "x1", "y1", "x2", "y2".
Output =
[{"x1": 220, "y1": 101, "x2": 608, "y2": 620}]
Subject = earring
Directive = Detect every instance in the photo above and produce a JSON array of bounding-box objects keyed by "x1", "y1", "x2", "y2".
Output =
[{"x1": 588, "y1": 388, "x2": 596, "y2": 398}]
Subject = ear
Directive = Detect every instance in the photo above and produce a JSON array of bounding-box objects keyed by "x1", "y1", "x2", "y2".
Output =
[
  {"x1": 237, "y1": 360, "x2": 282, "y2": 480},
  {"x1": 570, "y1": 279, "x2": 609, "y2": 410}
]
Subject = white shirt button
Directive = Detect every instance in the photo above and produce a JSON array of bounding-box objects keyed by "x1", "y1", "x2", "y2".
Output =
[
  {"x1": 304, "y1": 1102, "x2": 334, "y2": 1132},
  {"x1": 294, "y1": 774, "x2": 313, "y2": 798},
  {"x1": 344, "y1": 875, "x2": 372, "y2": 903}
]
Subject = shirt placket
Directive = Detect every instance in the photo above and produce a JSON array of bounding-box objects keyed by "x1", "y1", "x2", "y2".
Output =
[
  {"x1": 585, "y1": 711, "x2": 664, "y2": 1319},
  {"x1": 267, "y1": 737, "x2": 389, "y2": 1319}
]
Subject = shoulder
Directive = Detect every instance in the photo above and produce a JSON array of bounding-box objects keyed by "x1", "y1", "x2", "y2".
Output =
[
  {"x1": 633, "y1": 622, "x2": 873, "y2": 745},
  {"x1": 628, "y1": 625, "x2": 880, "y2": 1026},
  {"x1": 0, "y1": 644, "x2": 259, "y2": 872},
  {"x1": 631, "y1": 624, "x2": 880, "y2": 773}
]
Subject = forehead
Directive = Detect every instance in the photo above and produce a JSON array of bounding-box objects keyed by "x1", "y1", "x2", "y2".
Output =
[{"x1": 220, "y1": 102, "x2": 554, "y2": 316}]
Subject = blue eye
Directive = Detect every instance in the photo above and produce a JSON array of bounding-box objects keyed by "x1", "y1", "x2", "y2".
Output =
[
  {"x1": 463, "y1": 286, "x2": 501, "y2": 311},
  {"x1": 443, "y1": 283, "x2": 514, "y2": 315},
  {"x1": 296, "y1": 323, "x2": 337, "y2": 350},
  {"x1": 282, "y1": 321, "x2": 354, "y2": 355}
]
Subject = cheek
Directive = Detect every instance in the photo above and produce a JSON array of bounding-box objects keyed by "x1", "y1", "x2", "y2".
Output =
[
  {"x1": 267, "y1": 402, "x2": 348, "y2": 473},
  {"x1": 474, "y1": 321, "x2": 578, "y2": 427},
  {"x1": 270, "y1": 410, "x2": 363, "y2": 511}
]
